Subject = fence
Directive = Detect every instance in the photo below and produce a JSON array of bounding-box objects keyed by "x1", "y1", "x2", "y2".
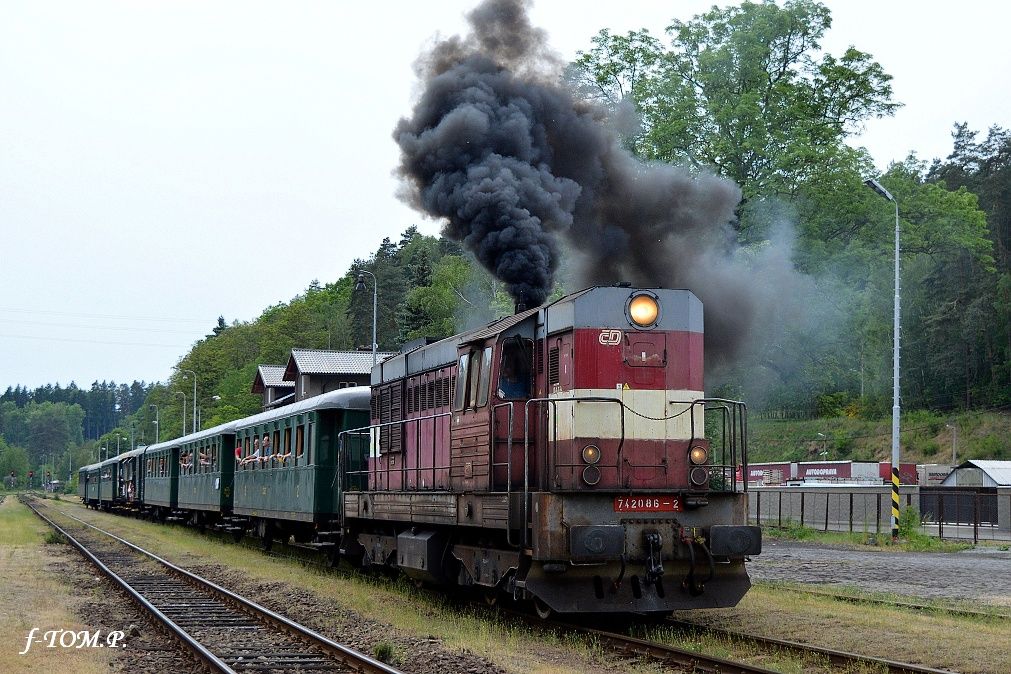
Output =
[{"x1": 748, "y1": 486, "x2": 1011, "y2": 543}]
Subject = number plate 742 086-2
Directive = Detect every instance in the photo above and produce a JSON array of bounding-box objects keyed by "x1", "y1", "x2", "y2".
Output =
[{"x1": 613, "y1": 496, "x2": 682, "y2": 512}]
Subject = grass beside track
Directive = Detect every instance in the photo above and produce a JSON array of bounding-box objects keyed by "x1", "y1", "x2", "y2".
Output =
[
  {"x1": 0, "y1": 497, "x2": 111, "y2": 674},
  {"x1": 43, "y1": 497, "x2": 1011, "y2": 673}
]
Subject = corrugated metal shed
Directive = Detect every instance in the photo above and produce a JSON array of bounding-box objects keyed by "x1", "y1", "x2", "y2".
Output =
[
  {"x1": 282, "y1": 349, "x2": 396, "y2": 380},
  {"x1": 941, "y1": 460, "x2": 1011, "y2": 487}
]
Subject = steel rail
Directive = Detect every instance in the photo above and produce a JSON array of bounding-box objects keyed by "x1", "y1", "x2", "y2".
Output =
[
  {"x1": 500, "y1": 601, "x2": 953, "y2": 674},
  {"x1": 27, "y1": 497, "x2": 404, "y2": 674},
  {"x1": 22, "y1": 496, "x2": 234, "y2": 673},
  {"x1": 770, "y1": 585, "x2": 1011, "y2": 621},
  {"x1": 664, "y1": 616, "x2": 954, "y2": 674},
  {"x1": 497, "y1": 606, "x2": 779, "y2": 674}
]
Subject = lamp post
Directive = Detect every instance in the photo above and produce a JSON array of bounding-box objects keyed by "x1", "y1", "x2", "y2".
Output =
[
  {"x1": 865, "y1": 176, "x2": 901, "y2": 541},
  {"x1": 945, "y1": 423, "x2": 958, "y2": 464},
  {"x1": 175, "y1": 390, "x2": 186, "y2": 437},
  {"x1": 354, "y1": 270, "x2": 379, "y2": 367},
  {"x1": 116, "y1": 434, "x2": 124, "y2": 454},
  {"x1": 817, "y1": 432, "x2": 828, "y2": 459},
  {"x1": 100, "y1": 445, "x2": 107, "y2": 462},
  {"x1": 179, "y1": 368, "x2": 197, "y2": 434},
  {"x1": 150, "y1": 404, "x2": 160, "y2": 444}
]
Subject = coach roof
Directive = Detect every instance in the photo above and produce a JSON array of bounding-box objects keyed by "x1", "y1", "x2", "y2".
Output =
[{"x1": 234, "y1": 386, "x2": 370, "y2": 431}]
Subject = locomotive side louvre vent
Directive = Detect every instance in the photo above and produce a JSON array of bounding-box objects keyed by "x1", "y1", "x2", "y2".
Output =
[
  {"x1": 535, "y1": 340, "x2": 544, "y2": 373},
  {"x1": 548, "y1": 347, "x2": 560, "y2": 386},
  {"x1": 378, "y1": 382, "x2": 404, "y2": 454}
]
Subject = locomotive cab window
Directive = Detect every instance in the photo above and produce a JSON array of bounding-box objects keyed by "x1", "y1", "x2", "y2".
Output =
[
  {"x1": 453, "y1": 354, "x2": 469, "y2": 411},
  {"x1": 498, "y1": 338, "x2": 533, "y2": 400},
  {"x1": 455, "y1": 347, "x2": 494, "y2": 410}
]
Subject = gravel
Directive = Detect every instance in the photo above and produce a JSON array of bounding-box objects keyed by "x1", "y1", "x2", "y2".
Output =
[
  {"x1": 52, "y1": 551, "x2": 207, "y2": 673},
  {"x1": 188, "y1": 563, "x2": 505, "y2": 674},
  {"x1": 749, "y1": 539, "x2": 1011, "y2": 606}
]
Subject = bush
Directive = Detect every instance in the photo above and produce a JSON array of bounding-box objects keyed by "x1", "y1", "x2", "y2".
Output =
[
  {"x1": 897, "y1": 506, "x2": 923, "y2": 536},
  {"x1": 815, "y1": 392, "x2": 850, "y2": 418}
]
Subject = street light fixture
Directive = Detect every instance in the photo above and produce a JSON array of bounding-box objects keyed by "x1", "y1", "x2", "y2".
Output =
[
  {"x1": 865, "y1": 176, "x2": 902, "y2": 541},
  {"x1": 150, "y1": 404, "x2": 160, "y2": 444},
  {"x1": 817, "y1": 432, "x2": 828, "y2": 459},
  {"x1": 354, "y1": 270, "x2": 379, "y2": 367},
  {"x1": 175, "y1": 390, "x2": 186, "y2": 437},
  {"x1": 178, "y1": 368, "x2": 197, "y2": 434}
]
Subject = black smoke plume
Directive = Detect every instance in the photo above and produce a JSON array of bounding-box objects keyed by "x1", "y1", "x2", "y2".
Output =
[{"x1": 395, "y1": 0, "x2": 778, "y2": 365}]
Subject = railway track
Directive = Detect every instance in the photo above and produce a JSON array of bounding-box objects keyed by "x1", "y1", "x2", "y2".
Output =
[
  {"x1": 41, "y1": 498, "x2": 960, "y2": 673},
  {"x1": 24, "y1": 496, "x2": 403, "y2": 674},
  {"x1": 497, "y1": 607, "x2": 955, "y2": 674},
  {"x1": 770, "y1": 584, "x2": 1011, "y2": 621},
  {"x1": 658, "y1": 616, "x2": 953, "y2": 674}
]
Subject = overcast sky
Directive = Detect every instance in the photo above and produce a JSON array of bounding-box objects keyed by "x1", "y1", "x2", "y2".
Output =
[{"x1": 2, "y1": 0, "x2": 1008, "y2": 390}]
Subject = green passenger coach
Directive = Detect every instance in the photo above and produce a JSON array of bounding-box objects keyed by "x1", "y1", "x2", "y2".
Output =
[
  {"x1": 177, "y1": 421, "x2": 238, "y2": 524},
  {"x1": 98, "y1": 457, "x2": 119, "y2": 509},
  {"x1": 143, "y1": 439, "x2": 181, "y2": 518},
  {"x1": 232, "y1": 387, "x2": 370, "y2": 544}
]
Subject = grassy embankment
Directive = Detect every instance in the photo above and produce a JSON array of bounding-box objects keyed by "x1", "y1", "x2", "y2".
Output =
[
  {"x1": 0, "y1": 497, "x2": 110, "y2": 674},
  {"x1": 749, "y1": 409, "x2": 1011, "y2": 464}
]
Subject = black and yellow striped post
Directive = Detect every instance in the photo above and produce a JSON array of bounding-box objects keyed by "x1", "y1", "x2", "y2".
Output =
[{"x1": 891, "y1": 465, "x2": 901, "y2": 541}]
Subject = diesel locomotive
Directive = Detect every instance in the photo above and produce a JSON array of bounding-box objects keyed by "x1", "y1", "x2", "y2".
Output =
[{"x1": 79, "y1": 286, "x2": 761, "y2": 616}]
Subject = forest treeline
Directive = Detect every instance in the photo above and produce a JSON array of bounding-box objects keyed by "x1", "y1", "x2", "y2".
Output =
[{"x1": 2, "y1": 1, "x2": 1009, "y2": 484}]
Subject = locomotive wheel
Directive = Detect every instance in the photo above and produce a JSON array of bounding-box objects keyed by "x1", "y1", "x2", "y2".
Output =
[{"x1": 533, "y1": 597, "x2": 553, "y2": 620}]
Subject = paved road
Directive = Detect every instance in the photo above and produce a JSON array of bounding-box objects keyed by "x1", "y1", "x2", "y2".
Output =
[{"x1": 749, "y1": 540, "x2": 1011, "y2": 606}]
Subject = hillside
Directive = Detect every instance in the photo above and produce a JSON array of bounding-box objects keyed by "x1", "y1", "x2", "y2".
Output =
[{"x1": 749, "y1": 410, "x2": 1011, "y2": 465}]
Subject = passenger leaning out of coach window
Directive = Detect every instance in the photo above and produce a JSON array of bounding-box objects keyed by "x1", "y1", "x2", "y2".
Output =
[
  {"x1": 241, "y1": 438, "x2": 261, "y2": 466},
  {"x1": 261, "y1": 434, "x2": 272, "y2": 464}
]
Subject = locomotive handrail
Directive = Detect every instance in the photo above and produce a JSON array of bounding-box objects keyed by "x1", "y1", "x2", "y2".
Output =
[
  {"x1": 686, "y1": 398, "x2": 749, "y2": 493},
  {"x1": 521, "y1": 396, "x2": 627, "y2": 547},
  {"x1": 337, "y1": 411, "x2": 453, "y2": 522},
  {"x1": 491, "y1": 402, "x2": 519, "y2": 547}
]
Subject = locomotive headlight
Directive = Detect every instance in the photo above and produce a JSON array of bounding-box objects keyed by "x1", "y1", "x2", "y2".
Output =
[
  {"x1": 582, "y1": 465, "x2": 601, "y2": 485},
  {"x1": 627, "y1": 293, "x2": 660, "y2": 328},
  {"x1": 689, "y1": 445, "x2": 709, "y2": 465},
  {"x1": 581, "y1": 444, "x2": 601, "y2": 464}
]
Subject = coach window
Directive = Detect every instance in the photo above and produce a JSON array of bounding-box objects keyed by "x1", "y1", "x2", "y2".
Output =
[
  {"x1": 273, "y1": 430, "x2": 281, "y2": 467},
  {"x1": 307, "y1": 422, "x2": 315, "y2": 465},
  {"x1": 283, "y1": 427, "x2": 292, "y2": 465},
  {"x1": 295, "y1": 424, "x2": 305, "y2": 465}
]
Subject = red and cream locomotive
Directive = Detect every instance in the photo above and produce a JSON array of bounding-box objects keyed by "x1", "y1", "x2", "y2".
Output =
[{"x1": 340, "y1": 285, "x2": 760, "y2": 616}]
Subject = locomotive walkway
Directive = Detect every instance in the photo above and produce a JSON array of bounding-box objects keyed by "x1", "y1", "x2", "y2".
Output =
[{"x1": 23, "y1": 496, "x2": 403, "y2": 674}]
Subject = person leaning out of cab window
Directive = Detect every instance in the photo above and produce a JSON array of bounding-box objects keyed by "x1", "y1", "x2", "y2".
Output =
[{"x1": 497, "y1": 347, "x2": 531, "y2": 400}]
